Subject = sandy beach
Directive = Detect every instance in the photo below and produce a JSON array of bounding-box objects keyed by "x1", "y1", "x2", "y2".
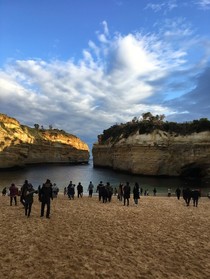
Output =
[{"x1": 0, "y1": 194, "x2": 209, "y2": 279}]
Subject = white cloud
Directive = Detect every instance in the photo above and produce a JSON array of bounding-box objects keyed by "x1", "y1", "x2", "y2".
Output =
[
  {"x1": 102, "y1": 21, "x2": 109, "y2": 36},
  {"x1": 0, "y1": 21, "x2": 210, "y2": 146},
  {"x1": 145, "y1": 2, "x2": 165, "y2": 12},
  {"x1": 145, "y1": 1, "x2": 178, "y2": 13},
  {"x1": 195, "y1": 0, "x2": 210, "y2": 9}
]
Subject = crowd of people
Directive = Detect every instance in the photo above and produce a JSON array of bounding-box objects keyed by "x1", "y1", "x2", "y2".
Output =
[
  {"x1": 1, "y1": 179, "x2": 54, "y2": 218},
  {"x1": 1, "y1": 179, "x2": 205, "y2": 219}
]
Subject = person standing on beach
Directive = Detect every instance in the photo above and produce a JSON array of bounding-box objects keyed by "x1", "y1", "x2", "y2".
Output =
[
  {"x1": 64, "y1": 187, "x2": 67, "y2": 195},
  {"x1": 39, "y1": 179, "x2": 53, "y2": 218},
  {"x1": 175, "y1": 187, "x2": 181, "y2": 200},
  {"x1": 2, "y1": 187, "x2": 7, "y2": 196},
  {"x1": 140, "y1": 187, "x2": 143, "y2": 196},
  {"x1": 153, "y1": 187, "x2": 157, "y2": 196},
  {"x1": 118, "y1": 182, "x2": 123, "y2": 201},
  {"x1": 9, "y1": 183, "x2": 18, "y2": 206},
  {"x1": 67, "y1": 181, "x2": 75, "y2": 200},
  {"x1": 133, "y1": 182, "x2": 140, "y2": 205},
  {"x1": 96, "y1": 181, "x2": 103, "y2": 202},
  {"x1": 123, "y1": 182, "x2": 131, "y2": 206},
  {"x1": 24, "y1": 183, "x2": 37, "y2": 217},
  {"x1": 77, "y1": 182, "x2": 83, "y2": 198},
  {"x1": 107, "y1": 182, "x2": 113, "y2": 202},
  {"x1": 114, "y1": 187, "x2": 117, "y2": 196},
  {"x1": 52, "y1": 183, "x2": 59, "y2": 198},
  {"x1": 88, "y1": 181, "x2": 94, "y2": 197},
  {"x1": 101, "y1": 183, "x2": 108, "y2": 203}
]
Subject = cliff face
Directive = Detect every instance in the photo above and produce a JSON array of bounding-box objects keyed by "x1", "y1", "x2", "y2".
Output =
[
  {"x1": 92, "y1": 130, "x2": 210, "y2": 177},
  {"x1": 0, "y1": 114, "x2": 89, "y2": 168}
]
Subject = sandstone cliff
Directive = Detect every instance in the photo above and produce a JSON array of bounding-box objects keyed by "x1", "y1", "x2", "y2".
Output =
[
  {"x1": 92, "y1": 129, "x2": 210, "y2": 177},
  {"x1": 0, "y1": 114, "x2": 89, "y2": 168}
]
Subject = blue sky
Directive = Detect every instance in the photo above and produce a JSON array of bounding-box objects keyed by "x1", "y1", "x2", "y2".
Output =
[{"x1": 0, "y1": 0, "x2": 210, "y2": 149}]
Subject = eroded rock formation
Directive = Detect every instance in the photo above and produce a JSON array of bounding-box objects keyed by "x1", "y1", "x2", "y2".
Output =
[
  {"x1": 92, "y1": 130, "x2": 210, "y2": 177},
  {"x1": 0, "y1": 114, "x2": 89, "y2": 168}
]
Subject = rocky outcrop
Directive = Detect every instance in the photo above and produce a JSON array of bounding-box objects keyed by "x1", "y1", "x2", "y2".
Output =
[
  {"x1": 0, "y1": 114, "x2": 89, "y2": 168},
  {"x1": 92, "y1": 130, "x2": 210, "y2": 177}
]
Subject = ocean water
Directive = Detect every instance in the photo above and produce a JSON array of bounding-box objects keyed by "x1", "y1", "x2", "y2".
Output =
[{"x1": 0, "y1": 160, "x2": 210, "y2": 196}]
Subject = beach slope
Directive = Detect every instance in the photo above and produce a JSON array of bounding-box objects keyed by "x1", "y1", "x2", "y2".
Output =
[{"x1": 0, "y1": 195, "x2": 209, "y2": 279}]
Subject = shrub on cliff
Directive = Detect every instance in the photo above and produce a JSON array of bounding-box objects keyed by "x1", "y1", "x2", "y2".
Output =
[{"x1": 99, "y1": 113, "x2": 210, "y2": 144}]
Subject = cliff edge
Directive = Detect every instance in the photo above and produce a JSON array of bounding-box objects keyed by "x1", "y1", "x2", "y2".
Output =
[
  {"x1": 0, "y1": 113, "x2": 89, "y2": 168},
  {"x1": 92, "y1": 118, "x2": 210, "y2": 178}
]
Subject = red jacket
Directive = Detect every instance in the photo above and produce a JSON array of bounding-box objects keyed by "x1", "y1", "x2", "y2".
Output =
[{"x1": 9, "y1": 184, "x2": 18, "y2": 197}]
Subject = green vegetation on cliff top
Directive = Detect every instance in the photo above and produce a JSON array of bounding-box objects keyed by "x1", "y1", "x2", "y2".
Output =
[
  {"x1": 0, "y1": 113, "x2": 79, "y2": 140},
  {"x1": 99, "y1": 112, "x2": 210, "y2": 144}
]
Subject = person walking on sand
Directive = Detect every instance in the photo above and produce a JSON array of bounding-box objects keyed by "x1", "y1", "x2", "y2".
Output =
[
  {"x1": 133, "y1": 182, "x2": 140, "y2": 205},
  {"x1": 123, "y1": 182, "x2": 131, "y2": 206},
  {"x1": 88, "y1": 181, "x2": 94, "y2": 197},
  {"x1": 9, "y1": 183, "x2": 18, "y2": 206},
  {"x1": 175, "y1": 187, "x2": 181, "y2": 200},
  {"x1": 183, "y1": 187, "x2": 191, "y2": 206},
  {"x1": 20, "y1": 180, "x2": 30, "y2": 207},
  {"x1": 24, "y1": 183, "x2": 37, "y2": 217},
  {"x1": 191, "y1": 189, "x2": 201, "y2": 207},
  {"x1": 39, "y1": 179, "x2": 53, "y2": 218}
]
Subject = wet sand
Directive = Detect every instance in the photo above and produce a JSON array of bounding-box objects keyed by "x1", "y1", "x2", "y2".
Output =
[{"x1": 0, "y1": 194, "x2": 209, "y2": 279}]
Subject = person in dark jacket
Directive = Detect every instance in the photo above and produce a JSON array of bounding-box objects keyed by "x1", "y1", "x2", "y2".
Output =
[
  {"x1": 153, "y1": 187, "x2": 157, "y2": 196},
  {"x1": 101, "y1": 183, "x2": 108, "y2": 203},
  {"x1": 96, "y1": 181, "x2": 103, "y2": 202},
  {"x1": 133, "y1": 182, "x2": 140, "y2": 205},
  {"x1": 39, "y1": 179, "x2": 53, "y2": 218},
  {"x1": 20, "y1": 180, "x2": 30, "y2": 207},
  {"x1": 175, "y1": 187, "x2": 181, "y2": 200},
  {"x1": 67, "y1": 181, "x2": 75, "y2": 200},
  {"x1": 77, "y1": 182, "x2": 83, "y2": 198},
  {"x1": 191, "y1": 189, "x2": 201, "y2": 207},
  {"x1": 118, "y1": 182, "x2": 124, "y2": 201},
  {"x1": 123, "y1": 182, "x2": 131, "y2": 206},
  {"x1": 183, "y1": 187, "x2": 191, "y2": 206},
  {"x1": 9, "y1": 183, "x2": 18, "y2": 206},
  {"x1": 106, "y1": 182, "x2": 113, "y2": 202},
  {"x1": 2, "y1": 187, "x2": 7, "y2": 196},
  {"x1": 24, "y1": 183, "x2": 37, "y2": 217},
  {"x1": 88, "y1": 181, "x2": 94, "y2": 197}
]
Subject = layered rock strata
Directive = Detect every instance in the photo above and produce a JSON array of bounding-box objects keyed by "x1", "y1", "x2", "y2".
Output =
[
  {"x1": 0, "y1": 114, "x2": 89, "y2": 168},
  {"x1": 92, "y1": 130, "x2": 210, "y2": 177}
]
